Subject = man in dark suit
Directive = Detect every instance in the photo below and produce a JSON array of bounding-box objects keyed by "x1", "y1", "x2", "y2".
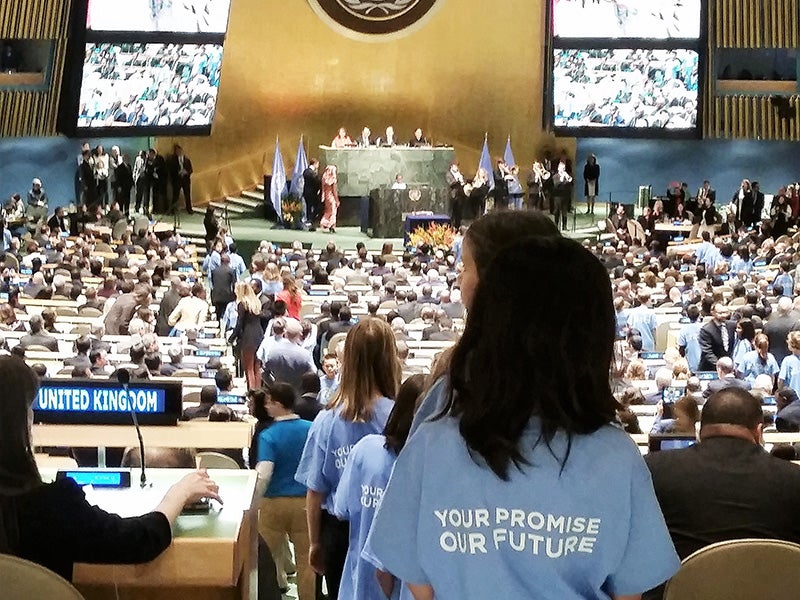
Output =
[
  {"x1": 104, "y1": 284, "x2": 150, "y2": 335},
  {"x1": 324, "y1": 306, "x2": 354, "y2": 345},
  {"x1": 697, "y1": 303, "x2": 736, "y2": 371},
  {"x1": 167, "y1": 144, "x2": 194, "y2": 215},
  {"x1": 764, "y1": 296, "x2": 799, "y2": 366},
  {"x1": 156, "y1": 277, "x2": 185, "y2": 337},
  {"x1": 752, "y1": 181, "x2": 765, "y2": 226},
  {"x1": 645, "y1": 387, "x2": 800, "y2": 561},
  {"x1": 46, "y1": 206, "x2": 69, "y2": 234},
  {"x1": 19, "y1": 315, "x2": 59, "y2": 351},
  {"x1": 702, "y1": 357, "x2": 751, "y2": 398},
  {"x1": 445, "y1": 162, "x2": 465, "y2": 228},
  {"x1": 302, "y1": 159, "x2": 321, "y2": 230},
  {"x1": 210, "y1": 254, "x2": 236, "y2": 323},
  {"x1": 79, "y1": 149, "x2": 97, "y2": 208},
  {"x1": 145, "y1": 148, "x2": 166, "y2": 216},
  {"x1": 492, "y1": 158, "x2": 509, "y2": 210}
]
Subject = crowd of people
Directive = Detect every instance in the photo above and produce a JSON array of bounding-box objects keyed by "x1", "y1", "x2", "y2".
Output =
[{"x1": 2, "y1": 172, "x2": 800, "y2": 599}]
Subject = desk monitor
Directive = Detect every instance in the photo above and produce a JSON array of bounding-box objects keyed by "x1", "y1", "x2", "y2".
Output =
[
  {"x1": 639, "y1": 352, "x2": 664, "y2": 361},
  {"x1": 648, "y1": 434, "x2": 697, "y2": 453},
  {"x1": 695, "y1": 371, "x2": 719, "y2": 381},
  {"x1": 195, "y1": 349, "x2": 223, "y2": 358},
  {"x1": 57, "y1": 469, "x2": 131, "y2": 488},
  {"x1": 201, "y1": 369, "x2": 218, "y2": 379},
  {"x1": 33, "y1": 378, "x2": 183, "y2": 425}
]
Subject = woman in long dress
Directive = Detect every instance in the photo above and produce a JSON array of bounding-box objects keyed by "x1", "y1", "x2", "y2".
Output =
[{"x1": 320, "y1": 165, "x2": 340, "y2": 233}]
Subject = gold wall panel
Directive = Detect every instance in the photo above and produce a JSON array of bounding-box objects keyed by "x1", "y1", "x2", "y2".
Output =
[
  {"x1": 163, "y1": 0, "x2": 571, "y2": 203},
  {"x1": 0, "y1": 0, "x2": 72, "y2": 137},
  {"x1": 713, "y1": 0, "x2": 799, "y2": 47}
]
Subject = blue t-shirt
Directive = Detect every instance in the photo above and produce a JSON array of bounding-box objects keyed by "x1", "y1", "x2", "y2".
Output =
[
  {"x1": 257, "y1": 417, "x2": 312, "y2": 497},
  {"x1": 409, "y1": 377, "x2": 448, "y2": 438},
  {"x1": 774, "y1": 273, "x2": 794, "y2": 297},
  {"x1": 780, "y1": 354, "x2": 800, "y2": 396},
  {"x1": 731, "y1": 338, "x2": 753, "y2": 370},
  {"x1": 626, "y1": 307, "x2": 657, "y2": 352},
  {"x1": 333, "y1": 434, "x2": 401, "y2": 600},
  {"x1": 677, "y1": 321, "x2": 702, "y2": 373},
  {"x1": 364, "y1": 417, "x2": 679, "y2": 600},
  {"x1": 295, "y1": 398, "x2": 395, "y2": 513},
  {"x1": 739, "y1": 350, "x2": 779, "y2": 384}
]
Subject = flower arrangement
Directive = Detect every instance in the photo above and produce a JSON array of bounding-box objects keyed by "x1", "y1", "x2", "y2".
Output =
[
  {"x1": 409, "y1": 222, "x2": 457, "y2": 251},
  {"x1": 281, "y1": 196, "x2": 303, "y2": 228}
]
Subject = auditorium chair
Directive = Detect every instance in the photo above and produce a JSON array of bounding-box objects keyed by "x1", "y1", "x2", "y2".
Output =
[
  {"x1": 663, "y1": 538, "x2": 800, "y2": 600},
  {"x1": 77, "y1": 307, "x2": 102, "y2": 317},
  {"x1": 111, "y1": 220, "x2": 128, "y2": 241},
  {"x1": 0, "y1": 554, "x2": 85, "y2": 599},
  {"x1": 196, "y1": 451, "x2": 241, "y2": 469}
]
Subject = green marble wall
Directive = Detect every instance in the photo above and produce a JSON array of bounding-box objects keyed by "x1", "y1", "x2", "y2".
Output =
[
  {"x1": 370, "y1": 187, "x2": 451, "y2": 238},
  {"x1": 320, "y1": 146, "x2": 455, "y2": 197}
]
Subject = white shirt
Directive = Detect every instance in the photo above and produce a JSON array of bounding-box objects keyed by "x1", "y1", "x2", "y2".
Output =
[{"x1": 168, "y1": 296, "x2": 209, "y2": 330}]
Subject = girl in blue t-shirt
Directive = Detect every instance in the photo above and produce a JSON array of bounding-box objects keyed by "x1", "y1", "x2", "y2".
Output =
[
  {"x1": 333, "y1": 374, "x2": 425, "y2": 600},
  {"x1": 366, "y1": 234, "x2": 679, "y2": 600},
  {"x1": 295, "y1": 318, "x2": 401, "y2": 599}
]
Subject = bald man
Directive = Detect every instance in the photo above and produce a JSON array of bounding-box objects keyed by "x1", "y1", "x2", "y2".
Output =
[
  {"x1": 645, "y1": 387, "x2": 800, "y2": 564},
  {"x1": 262, "y1": 318, "x2": 316, "y2": 393}
]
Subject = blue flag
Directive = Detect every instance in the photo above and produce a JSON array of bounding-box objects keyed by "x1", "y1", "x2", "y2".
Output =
[
  {"x1": 503, "y1": 135, "x2": 516, "y2": 167},
  {"x1": 270, "y1": 137, "x2": 287, "y2": 218},
  {"x1": 291, "y1": 136, "x2": 308, "y2": 196},
  {"x1": 479, "y1": 135, "x2": 495, "y2": 191}
]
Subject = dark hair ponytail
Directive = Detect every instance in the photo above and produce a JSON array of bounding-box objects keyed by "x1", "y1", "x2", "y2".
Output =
[{"x1": 441, "y1": 237, "x2": 617, "y2": 480}]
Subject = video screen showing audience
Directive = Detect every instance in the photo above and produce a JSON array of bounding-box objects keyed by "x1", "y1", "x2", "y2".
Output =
[
  {"x1": 553, "y1": 48, "x2": 699, "y2": 130},
  {"x1": 87, "y1": 0, "x2": 232, "y2": 33},
  {"x1": 552, "y1": 0, "x2": 702, "y2": 39},
  {"x1": 77, "y1": 42, "x2": 223, "y2": 131}
]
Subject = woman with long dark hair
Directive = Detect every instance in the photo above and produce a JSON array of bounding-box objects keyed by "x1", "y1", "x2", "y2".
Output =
[
  {"x1": 295, "y1": 318, "x2": 400, "y2": 599},
  {"x1": 366, "y1": 237, "x2": 678, "y2": 599},
  {"x1": 0, "y1": 355, "x2": 221, "y2": 581}
]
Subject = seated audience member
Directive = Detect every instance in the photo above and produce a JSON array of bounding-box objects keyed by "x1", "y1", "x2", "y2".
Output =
[
  {"x1": 121, "y1": 447, "x2": 198, "y2": 469},
  {"x1": 428, "y1": 316, "x2": 459, "y2": 342},
  {"x1": 644, "y1": 368, "x2": 673, "y2": 405},
  {"x1": 64, "y1": 335, "x2": 92, "y2": 368},
  {"x1": 703, "y1": 356, "x2": 751, "y2": 398},
  {"x1": 29, "y1": 363, "x2": 48, "y2": 378},
  {"x1": 333, "y1": 374, "x2": 425, "y2": 600},
  {"x1": 40, "y1": 309, "x2": 58, "y2": 334},
  {"x1": 18, "y1": 315, "x2": 58, "y2": 351},
  {"x1": 208, "y1": 404, "x2": 236, "y2": 422},
  {"x1": 144, "y1": 353, "x2": 162, "y2": 378},
  {"x1": 295, "y1": 373, "x2": 323, "y2": 422},
  {"x1": 215, "y1": 368, "x2": 234, "y2": 394},
  {"x1": 89, "y1": 349, "x2": 110, "y2": 376},
  {"x1": 645, "y1": 387, "x2": 800, "y2": 582},
  {"x1": 160, "y1": 346, "x2": 186, "y2": 376},
  {"x1": 775, "y1": 387, "x2": 800, "y2": 432},
  {"x1": 182, "y1": 385, "x2": 218, "y2": 421},
  {"x1": 365, "y1": 233, "x2": 678, "y2": 599},
  {"x1": 255, "y1": 382, "x2": 314, "y2": 600},
  {"x1": 650, "y1": 395, "x2": 700, "y2": 434},
  {"x1": 71, "y1": 365, "x2": 91, "y2": 378},
  {"x1": 0, "y1": 355, "x2": 220, "y2": 582}
]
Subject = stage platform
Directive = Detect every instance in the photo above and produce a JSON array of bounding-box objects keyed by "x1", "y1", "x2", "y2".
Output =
[{"x1": 169, "y1": 202, "x2": 606, "y2": 259}]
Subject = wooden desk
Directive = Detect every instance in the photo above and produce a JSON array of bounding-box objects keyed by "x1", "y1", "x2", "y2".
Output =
[
  {"x1": 0, "y1": 71, "x2": 44, "y2": 86},
  {"x1": 40, "y1": 468, "x2": 258, "y2": 600},
  {"x1": 32, "y1": 421, "x2": 254, "y2": 451}
]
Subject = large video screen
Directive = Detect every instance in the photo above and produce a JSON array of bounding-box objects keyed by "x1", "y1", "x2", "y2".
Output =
[
  {"x1": 76, "y1": 42, "x2": 223, "y2": 133},
  {"x1": 87, "y1": 0, "x2": 232, "y2": 34},
  {"x1": 553, "y1": 48, "x2": 699, "y2": 131},
  {"x1": 553, "y1": 0, "x2": 702, "y2": 40}
]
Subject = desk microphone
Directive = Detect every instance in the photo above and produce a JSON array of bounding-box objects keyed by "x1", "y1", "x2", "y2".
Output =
[{"x1": 117, "y1": 369, "x2": 147, "y2": 488}]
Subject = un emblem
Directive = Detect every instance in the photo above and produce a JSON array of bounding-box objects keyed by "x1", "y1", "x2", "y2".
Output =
[{"x1": 308, "y1": 0, "x2": 441, "y2": 40}]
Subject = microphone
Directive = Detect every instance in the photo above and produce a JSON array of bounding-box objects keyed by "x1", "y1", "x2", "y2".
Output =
[{"x1": 117, "y1": 369, "x2": 147, "y2": 488}]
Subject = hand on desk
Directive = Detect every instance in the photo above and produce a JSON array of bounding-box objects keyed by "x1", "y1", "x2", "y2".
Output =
[{"x1": 156, "y1": 469, "x2": 222, "y2": 526}]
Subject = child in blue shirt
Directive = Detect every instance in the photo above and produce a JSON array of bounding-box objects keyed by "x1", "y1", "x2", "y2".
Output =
[
  {"x1": 779, "y1": 331, "x2": 800, "y2": 397},
  {"x1": 295, "y1": 319, "x2": 401, "y2": 599},
  {"x1": 366, "y1": 235, "x2": 679, "y2": 599},
  {"x1": 255, "y1": 382, "x2": 313, "y2": 599},
  {"x1": 333, "y1": 375, "x2": 425, "y2": 600}
]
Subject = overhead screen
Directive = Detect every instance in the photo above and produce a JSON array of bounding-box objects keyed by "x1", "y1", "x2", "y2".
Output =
[
  {"x1": 553, "y1": 48, "x2": 699, "y2": 130},
  {"x1": 87, "y1": 0, "x2": 232, "y2": 33},
  {"x1": 548, "y1": 0, "x2": 704, "y2": 137},
  {"x1": 552, "y1": 0, "x2": 702, "y2": 40},
  {"x1": 77, "y1": 42, "x2": 222, "y2": 132},
  {"x1": 58, "y1": 0, "x2": 229, "y2": 137}
]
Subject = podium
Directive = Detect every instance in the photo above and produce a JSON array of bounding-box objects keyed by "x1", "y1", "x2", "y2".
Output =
[{"x1": 369, "y1": 187, "x2": 450, "y2": 238}]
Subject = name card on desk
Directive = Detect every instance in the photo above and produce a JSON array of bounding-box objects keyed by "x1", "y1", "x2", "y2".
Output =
[
  {"x1": 33, "y1": 379, "x2": 183, "y2": 425},
  {"x1": 194, "y1": 349, "x2": 223, "y2": 358},
  {"x1": 217, "y1": 393, "x2": 246, "y2": 405}
]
